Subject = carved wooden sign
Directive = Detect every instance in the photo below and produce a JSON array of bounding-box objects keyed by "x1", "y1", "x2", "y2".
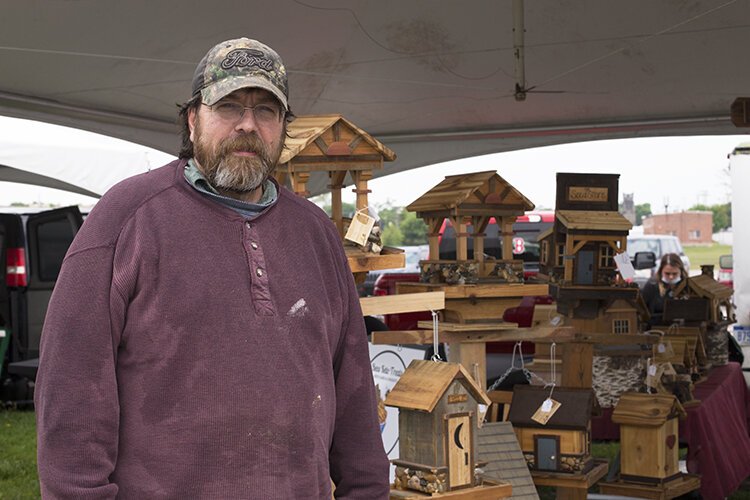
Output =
[
  {"x1": 448, "y1": 394, "x2": 468, "y2": 404},
  {"x1": 568, "y1": 186, "x2": 608, "y2": 202}
]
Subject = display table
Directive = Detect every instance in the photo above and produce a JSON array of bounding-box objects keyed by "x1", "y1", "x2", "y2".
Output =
[{"x1": 592, "y1": 362, "x2": 750, "y2": 500}]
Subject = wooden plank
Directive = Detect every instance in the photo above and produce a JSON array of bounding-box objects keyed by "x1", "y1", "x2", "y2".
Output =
[
  {"x1": 531, "y1": 459, "x2": 608, "y2": 489},
  {"x1": 416, "y1": 321, "x2": 519, "y2": 332},
  {"x1": 448, "y1": 343, "x2": 486, "y2": 388},
  {"x1": 371, "y1": 330, "x2": 445, "y2": 345},
  {"x1": 599, "y1": 474, "x2": 701, "y2": 500},
  {"x1": 397, "y1": 282, "x2": 549, "y2": 299},
  {"x1": 347, "y1": 249, "x2": 405, "y2": 273},
  {"x1": 389, "y1": 482, "x2": 512, "y2": 499},
  {"x1": 360, "y1": 292, "x2": 445, "y2": 316}
]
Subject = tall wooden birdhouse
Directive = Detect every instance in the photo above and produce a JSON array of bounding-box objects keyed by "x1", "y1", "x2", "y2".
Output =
[
  {"x1": 611, "y1": 392, "x2": 686, "y2": 483},
  {"x1": 385, "y1": 360, "x2": 491, "y2": 494},
  {"x1": 507, "y1": 385, "x2": 598, "y2": 474}
]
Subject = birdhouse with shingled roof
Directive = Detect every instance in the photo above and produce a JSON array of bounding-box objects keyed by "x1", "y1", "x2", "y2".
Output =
[
  {"x1": 275, "y1": 115, "x2": 404, "y2": 275},
  {"x1": 507, "y1": 385, "x2": 599, "y2": 474},
  {"x1": 385, "y1": 359, "x2": 491, "y2": 494},
  {"x1": 406, "y1": 170, "x2": 535, "y2": 284}
]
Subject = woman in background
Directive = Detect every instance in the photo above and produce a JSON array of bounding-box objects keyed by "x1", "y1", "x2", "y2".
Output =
[{"x1": 641, "y1": 252, "x2": 689, "y2": 329}]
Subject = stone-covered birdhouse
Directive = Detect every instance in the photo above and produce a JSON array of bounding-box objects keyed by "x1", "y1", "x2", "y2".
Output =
[
  {"x1": 507, "y1": 385, "x2": 598, "y2": 474},
  {"x1": 406, "y1": 170, "x2": 534, "y2": 285},
  {"x1": 275, "y1": 115, "x2": 404, "y2": 276},
  {"x1": 611, "y1": 392, "x2": 686, "y2": 483},
  {"x1": 385, "y1": 359, "x2": 491, "y2": 494}
]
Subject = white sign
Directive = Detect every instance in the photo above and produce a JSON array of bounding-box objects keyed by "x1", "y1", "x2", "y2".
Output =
[{"x1": 614, "y1": 251, "x2": 636, "y2": 281}]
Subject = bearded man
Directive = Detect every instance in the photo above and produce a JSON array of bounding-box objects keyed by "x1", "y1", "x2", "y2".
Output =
[{"x1": 35, "y1": 38, "x2": 390, "y2": 499}]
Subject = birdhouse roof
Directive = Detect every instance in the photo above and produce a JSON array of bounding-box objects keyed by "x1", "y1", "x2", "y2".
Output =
[
  {"x1": 507, "y1": 385, "x2": 598, "y2": 430},
  {"x1": 384, "y1": 359, "x2": 491, "y2": 412},
  {"x1": 279, "y1": 114, "x2": 396, "y2": 165},
  {"x1": 406, "y1": 171, "x2": 534, "y2": 216},
  {"x1": 478, "y1": 422, "x2": 538, "y2": 500},
  {"x1": 687, "y1": 274, "x2": 734, "y2": 301},
  {"x1": 612, "y1": 392, "x2": 687, "y2": 426},
  {"x1": 556, "y1": 210, "x2": 633, "y2": 232}
]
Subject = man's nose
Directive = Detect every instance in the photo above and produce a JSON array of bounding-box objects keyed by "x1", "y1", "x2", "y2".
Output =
[{"x1": 234, "y1": 108, "x2": 259, "y2": 133}]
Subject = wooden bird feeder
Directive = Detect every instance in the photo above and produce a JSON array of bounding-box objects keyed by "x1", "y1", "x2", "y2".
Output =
[
  {"x1": 406, "y1": 170, "x2": 534, "y2": 283},
  {"x1": 276, "y1": 114, "x2": 404, "y2": 274},
  {"x1": 384, "y1": 359, "x2": 495, "y2": 495}
]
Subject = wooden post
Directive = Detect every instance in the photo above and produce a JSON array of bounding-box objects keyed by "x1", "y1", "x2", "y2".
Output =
[
  {"x1": 450, "y1": 217, "x2": 469, "y2": 262},
  {"x1": 350, "y1": 170, "x2": 373, "y2": 212},
  {"x1": 329, "y1": 171, "x2": 347, "y2": 237},
  {"x1": 448, "y1": 342, "x2": 487, "y2": 390},
  {"x1": 289, "y1": 170, "x2": 311, "y2": 197},
  {"x1": 560, "y1": 342, "x2": 593, "y2": 389},
  {"x1": 501, "y1": 217, "x2": 514, "y2": 260},
  {"x1": 426, "y1": 218, "x2": 443, "y2": 260},
  {"x1": 472, "y1": 216, "x2": 490, "y2": 262},
  {"x1": 564, "y1": 237, "x2": 575, "y2": 284}
]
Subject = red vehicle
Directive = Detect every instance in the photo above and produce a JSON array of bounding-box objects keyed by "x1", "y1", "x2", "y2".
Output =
[
  {"x1": 371, "y1": 211, "x2": 554, "y2": 331},
  {"x1": 718, "y1": 254, "x2": 733, "y2": 288}
]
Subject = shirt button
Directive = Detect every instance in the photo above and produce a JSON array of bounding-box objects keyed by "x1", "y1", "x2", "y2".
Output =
[
  {"x1": 245, "y1": 221, "x2": 252, "y2": 229},
  {"x1": 256, "y1": 268, "x2": 263, "y2": 277},
  {"x1": 251, "y1": 242, "x2": 258, "y2": 250}
]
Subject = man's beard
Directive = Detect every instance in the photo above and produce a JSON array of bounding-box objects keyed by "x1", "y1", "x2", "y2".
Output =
[{"x1": 193, "y1": 128, "x2": 282, "y2": 193}]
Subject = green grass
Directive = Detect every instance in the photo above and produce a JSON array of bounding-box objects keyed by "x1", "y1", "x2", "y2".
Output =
[
  {"x1": 2, "y1": 410, "x2": 749, "y2": 499},
  {"x1": 683, "y1": 243, "x2": 732, "y2": 271},
  {"x1": 0, "y1": 410, "x2": 39, "y2": 499}
]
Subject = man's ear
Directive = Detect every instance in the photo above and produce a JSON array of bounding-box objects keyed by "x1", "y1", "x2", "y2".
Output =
[{"x1": 188, "y1": 107, "x2": 198, "y2": 143}]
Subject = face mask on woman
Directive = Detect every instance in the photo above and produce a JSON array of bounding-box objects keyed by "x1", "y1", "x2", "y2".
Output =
[{"x1": 661, "y1": 276, "x2": 681, "y2": 286}]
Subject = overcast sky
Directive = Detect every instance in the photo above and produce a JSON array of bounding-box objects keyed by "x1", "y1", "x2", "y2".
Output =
[{"x1": 0, "y1": 116, "x2": 747, "y2": 214}]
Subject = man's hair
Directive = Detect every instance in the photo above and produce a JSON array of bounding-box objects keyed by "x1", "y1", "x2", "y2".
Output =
[{"x1": 176, "y1": 98, "x2": 292, "y2": 159}]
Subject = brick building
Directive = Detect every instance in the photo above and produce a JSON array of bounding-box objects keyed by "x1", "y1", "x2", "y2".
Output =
[{"x1": 642, "y1": 211, "x2": 713, "y2": 244}]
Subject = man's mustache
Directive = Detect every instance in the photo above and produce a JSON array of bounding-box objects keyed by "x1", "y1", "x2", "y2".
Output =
[{"x1": 219, "y1": 134, "x2": 267, "y2": 157}]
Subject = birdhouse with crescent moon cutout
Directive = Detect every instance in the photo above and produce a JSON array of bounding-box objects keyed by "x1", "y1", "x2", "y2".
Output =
[{"x1": 385, "y1": 359, "x2": 491, "y2": 494}]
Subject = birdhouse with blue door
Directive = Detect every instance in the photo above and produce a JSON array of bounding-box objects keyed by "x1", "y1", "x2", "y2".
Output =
[{"x1": 385, "y1": 359, "x2": 491, "y2": 494}]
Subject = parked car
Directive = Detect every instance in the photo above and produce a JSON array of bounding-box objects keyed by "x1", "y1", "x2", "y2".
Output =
[
  {"x1": 626, "y1": 234, "x2": 690, "y2": 287},
  {"x1": 0, "y1": 206, "x2": 83, "y2": 402},
  {"x1": 718, "y1": 254, "x2": 733, "y2": 288}
]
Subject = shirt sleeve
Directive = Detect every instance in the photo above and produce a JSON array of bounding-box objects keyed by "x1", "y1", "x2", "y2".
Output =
[
  {"x1": 35, "y1": 245, "x2": 125, "y2": 499},
  {"x1": 326, "y1": 229, "x2": 391, "y2": 499}
]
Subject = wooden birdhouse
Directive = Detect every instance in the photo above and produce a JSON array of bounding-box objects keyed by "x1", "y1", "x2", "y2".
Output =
[
  {"x1": 507, "y1": 385, "x2": 598, "y2": 474},
  {"x1": 385, "y1": 359, "x2": 491, "y2": 494},
  {"x1": 276, "y1": 115, "x2": 404, "y2": 275},
  {"x1": 611, "y1": 392, "x2": 686, "y2": 483},
  {"x1": 406, "y1": 170, "x2": 534, "y2": 284},
  {"x1": 685, "y1": 274, "x2": 735, "y2": 325}
]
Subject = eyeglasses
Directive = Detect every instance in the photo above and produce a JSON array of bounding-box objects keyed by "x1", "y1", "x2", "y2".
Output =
[{"x1": 205, "y1": 101, "x2": 283, "y2": 125}]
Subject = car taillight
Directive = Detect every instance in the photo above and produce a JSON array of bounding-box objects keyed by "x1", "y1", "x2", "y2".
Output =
[
  {"x1": 6, "y1": 248, "x2": 27, "y2": 287},
  {"x1": 718, "y1": 270, "x2": 732, "y2": 281}
]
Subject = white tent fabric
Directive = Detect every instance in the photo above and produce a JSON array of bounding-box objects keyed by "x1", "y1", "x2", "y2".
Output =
[{"x1": 0, "y1": 116, "x2": 175, "y2": 198}]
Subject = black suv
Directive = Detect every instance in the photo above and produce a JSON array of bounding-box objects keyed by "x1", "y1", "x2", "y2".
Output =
[{"x1": 0, "y1": 206, "x2": 83, "y2": 403}]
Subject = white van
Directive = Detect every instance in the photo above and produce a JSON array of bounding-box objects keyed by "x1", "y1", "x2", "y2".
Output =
[{"x1": 627, "y1": 234, "x2": 691, "y2": 287}]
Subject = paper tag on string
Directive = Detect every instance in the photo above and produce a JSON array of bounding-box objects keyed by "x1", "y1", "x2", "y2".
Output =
[
  {"x1": 648, "y1": 364, "x2": 657, "y2": 376},
  {"x1": 344, "y1": 211, "x2": 375, "y2": 246},
  {"x1": 614, "y1": 251, "x2": 636, "y2": 281},
  {"x1": 531, "y1": 398, "x2": 561, "y2": 425},
  {"x1": 658, "y1": 343, "x2": 666, "y2": 353},
  {"x1": 653, "y1": 340, "x2": 675, "y2": 359}
]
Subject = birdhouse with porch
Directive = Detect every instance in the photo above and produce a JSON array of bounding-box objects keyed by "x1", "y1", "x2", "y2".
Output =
[
  {"x1": 507, "y1": 385, "x2": 598, "y2": 474},
  {"x1": 537, "y1": 173, "x2": 641, "y2": 327},
  {"x1": 274, "y1": 114, "x2": 405, "y2": 276},
  {"x1": 406, "y1": 170, "x2": 535, "y2": 285},
  {"x1": 384, "y1": 359, "x2": 492, "y2": 494}
]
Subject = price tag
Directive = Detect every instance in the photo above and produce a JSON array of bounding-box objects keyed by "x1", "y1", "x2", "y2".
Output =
[
  {"x1": 531, "y1": 398, "x2": 561, "y2": 425},
  {"x1": 649, "y1": 365, "x2": 657, "y2": 376},
  {"x1": 550, "y1": 315, "x2": 562, "y2": 327},
  {"x1": 658, "y1": 343, "x2": 666, "y2": 353},
  {"x1": 344, "y1": 211, "x2": 375, "y2": 247}
]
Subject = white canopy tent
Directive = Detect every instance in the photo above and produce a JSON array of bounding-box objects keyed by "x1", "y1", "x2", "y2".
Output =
[{"x1": 0, "y1": 0, "x2": 748, "y2": 195}]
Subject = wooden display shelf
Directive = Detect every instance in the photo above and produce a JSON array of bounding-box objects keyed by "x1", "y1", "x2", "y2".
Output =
[
  {"x1": 389, "y1": 480, "x2": 511, "y2": 499},
  {"x1": 531, "y1": 459, "x2": 608, "y2": 500},
  {"x1": 347, "y1": 246, "x2": 405, "y2": 273},
  {"x1": 397, "y1": 282, "x2": 549, "y2": 300},
  {"x1": 599, "y1": 474, "x2": 701, "y2": 500}
]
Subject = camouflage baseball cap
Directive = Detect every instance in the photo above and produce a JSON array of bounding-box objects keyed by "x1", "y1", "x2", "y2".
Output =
[{"x1": 191, "y1": 38, "x2": 289, "y2": 111}]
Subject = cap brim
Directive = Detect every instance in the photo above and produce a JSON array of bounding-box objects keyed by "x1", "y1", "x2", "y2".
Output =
[{"x1": 201, "y1": 75, "x2": 288, "y2": 111}]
